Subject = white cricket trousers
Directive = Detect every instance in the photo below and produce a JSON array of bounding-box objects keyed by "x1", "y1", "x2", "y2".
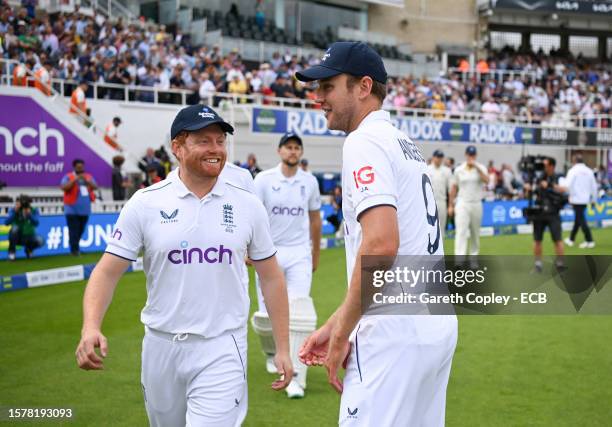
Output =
[
  {"x1": 454, "y1": 200, "x2": 483, "y2": 256},
  {"x1": 339, "y1": 316, "x2": 458, "y2": 427},
  {"x1": 436, "y1": 199, "x2": 447, "y2": 236},
  {"x1": 256, "y1": 243, "x2": 312, "y2": 312},
  {"x1": 141, "y1": 326, "x2": 248, "y2": 427}
]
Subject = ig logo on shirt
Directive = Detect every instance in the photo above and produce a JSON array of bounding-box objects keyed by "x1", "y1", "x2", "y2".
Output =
[{"x1": 353, "y1": 166, "x2": 374, "y2": 192}]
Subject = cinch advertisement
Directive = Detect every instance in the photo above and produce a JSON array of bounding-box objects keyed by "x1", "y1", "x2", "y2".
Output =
[
  {"x1": 252, "y1": 107, "x2": 612, "y2": 147},
  {"x1": 0, "y1": 94, "x2": 112, "y2": 187}
]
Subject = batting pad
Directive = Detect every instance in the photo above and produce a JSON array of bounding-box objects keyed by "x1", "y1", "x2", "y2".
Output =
[
  {"x1": 251, "y1": 311, "x2": 276, "y2": 356},
  {"x1": 289, "y1": 297, "x2": 317, "y2": 389}
]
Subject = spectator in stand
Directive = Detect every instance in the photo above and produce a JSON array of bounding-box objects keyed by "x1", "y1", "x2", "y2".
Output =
[
  {"x1": 198, "y1": 71, "x2": 215, "y2": 103},
  {"x1": 138, "y1": 147, "x2": 163, "y2": 179},
  {"x1": 481, "y1": 96, "x2": 501, "y2": 121},
  {"x1": 431, "y1": 94, "x2": 446, "y2": 119},
  {"x1": 243, "y1": 153, "x2": 262, "y2": 178},
  {"x1": 104, "y1": 116, "x2": 123, "y2": 151},
  {"x1": 271, "y1": 74, "x2": 295, "y2": 99},
  {"x1": 228, "y1": 73, "x2": 248, "y2": 102}
]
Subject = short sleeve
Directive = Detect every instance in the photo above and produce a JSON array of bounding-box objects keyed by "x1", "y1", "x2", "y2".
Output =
[
  {"x1": 105, "y1": 196, "x2": 144, "y2": 261},
  {"x1": 60, "y1": 174, "x2": 70, "y2": 185},
  {"x1": 308, "y1": 177, "x2": 321, "y2": 211},
  {"x1": 247, "y1": 198, "x2": 276, "y2": 261},
  {"x1": 344, "y1": 136, "x2": 397, "y2": 219}
]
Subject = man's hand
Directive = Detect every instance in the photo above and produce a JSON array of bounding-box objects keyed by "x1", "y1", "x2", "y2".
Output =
[
  {"x1": 325, "y1": 330, "x2": 351, "y2": 394},
  {"x1": 299, "y1": 324, "x2": 332, "y2": 366},
  {"x1": 448, "y1": 205, "x2": 454, "y2": 218},
  {"x1": 75, "y1": 329, "x2": 108, "y2": 370},
  {"x1": 540, "y1": 180, "x2": 549, "y2": 189},
  {"x1": 271, "y1": 351, "x2": 293, "y2": 390}
]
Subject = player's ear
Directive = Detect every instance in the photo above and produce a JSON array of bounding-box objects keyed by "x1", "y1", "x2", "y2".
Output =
[{"x1": 358, "y1": 76, "x2": 373, "y2": 100}]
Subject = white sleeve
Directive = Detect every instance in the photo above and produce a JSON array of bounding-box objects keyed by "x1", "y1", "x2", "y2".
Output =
[
  {"x1": 105, "y1": 196, "x2": 144, "y2": 261},
  {"x1": 247, "y1": 198, "x2": 276, "y2": 261},
  {"x1": 344, "y1": 136, "x2": 397, "y2": 219},
  {"x1": 308, "y1": 177, "x2": 321, "y2": 211}
]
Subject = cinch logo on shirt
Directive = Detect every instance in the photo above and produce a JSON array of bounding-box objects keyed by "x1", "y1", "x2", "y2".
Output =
[
  {"x1": 167, "y1": 243, "x2": 233, "y2": 264},
  {"x1": 353, "y1": 166, "x2": 375, "y2": 188},
  {"x1": 271, "y1": 206, "x2": 304, "y2": 216}
]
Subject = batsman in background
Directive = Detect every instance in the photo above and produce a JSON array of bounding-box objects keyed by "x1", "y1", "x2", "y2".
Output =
[
  {"x1": 296, "y1": 42, "x2": 457, "y2": 426},
  {"x1": 251, "y1": 132, "x2": 322, "y2": 399}
]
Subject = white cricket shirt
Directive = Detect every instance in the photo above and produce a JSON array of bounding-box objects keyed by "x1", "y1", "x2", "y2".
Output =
[
  {"x1": 220, "y1": 162, "x2": 255, "y2": 193},
  {"x1": 254, "y1": 164, "x2": 321, "y2": 247},
  {"x1": 341, "y1": 110, "x2": 444, "y2": 285},
  {"x1": 426, "y1": 164, "x2": 453, "y2": 206},
  {"x1": 106, "y1": 168, "x2": 276, "y2": 337},
  {"x1": 565, "y1": 163, "x2": 598, "y2": 205},
  {"x1": 453, "y1": 162, "x2": 487, "y2": 203}
]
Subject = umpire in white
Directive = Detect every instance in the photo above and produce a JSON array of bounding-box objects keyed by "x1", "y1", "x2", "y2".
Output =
[
  {"x1": 449, "y1": 145, "x2": 488, "y2": 256},
  {"x1": 564, "y1": 153, "x2": 598, "y2": 248},
  {"x1": 75, "y1": 105, "x2": 293, "y2": 427}
]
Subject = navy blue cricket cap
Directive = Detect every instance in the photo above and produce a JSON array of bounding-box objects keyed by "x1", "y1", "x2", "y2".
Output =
[
  {"x1": 170, "y1": 105, "x2": 234, "y2": 140},
  {"x1": 433, "y1": 149, "x2": 444, "y2": 158},
  {"x1": 466, "y1": 145, "x2": 477, "y2": 155},
  {"x1": 295, "y1": 41, "x2": 387, "y2": 84},
  {"x1": 278, "y1": 132, "x2": 303, "y2": 147}
]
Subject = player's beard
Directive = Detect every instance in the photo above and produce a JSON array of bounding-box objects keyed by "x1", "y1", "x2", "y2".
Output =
[
  {"x1": 282, "y1": 158, "x2": 299, "y2": 168},
  {"x1": 326, "y1": 96, "x2": 356, "y2": 133},
  {"x1": 182, "y1": 146, "x2": 226, "y2": 180}
]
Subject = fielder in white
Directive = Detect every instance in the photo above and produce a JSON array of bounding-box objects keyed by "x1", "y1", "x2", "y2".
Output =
[
  {"x1": 426, "y1": 149, "x2": 454, "y2": 238},
  {"x1": 251, "y1": 132, "x2": 322, "y2": 399},
  {"x1": 296, "y1": 41, "x2": 457, "y2": 426},
  {"x1": 75, "y1": 105, "x2": 292, "y2": 427},
  {"x1": 449, "y1": 146, "x2": 488, "y2": 256}
]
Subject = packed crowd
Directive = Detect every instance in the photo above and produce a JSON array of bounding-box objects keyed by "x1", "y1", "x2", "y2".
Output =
[
  {"x1": 384, "y1": 49, "x2": 611, "y2": 127},
  {"x1": 1, "y1": 2, "x2": 611, "y2": 126}
]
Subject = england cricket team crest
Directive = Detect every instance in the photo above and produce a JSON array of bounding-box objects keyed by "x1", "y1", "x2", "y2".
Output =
[{"x1": 222, "y1": 203, "x2": 237, "y2": 233}]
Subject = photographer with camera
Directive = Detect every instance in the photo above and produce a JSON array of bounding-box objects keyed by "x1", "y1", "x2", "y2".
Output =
[
  {"x1": 60, "y1": 159, "x2": 98, "y2": 256},
  {"x1": 4, "y1": 195, "x2": 43, "y2": 260},
  {"x1": 523, "y1": 157, "x2": 567, "y2": 272}
]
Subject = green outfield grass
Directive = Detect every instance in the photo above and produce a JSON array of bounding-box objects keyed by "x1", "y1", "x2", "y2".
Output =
[{"x1": 1, "y1": 230, "x2": 612, "y2": 426}]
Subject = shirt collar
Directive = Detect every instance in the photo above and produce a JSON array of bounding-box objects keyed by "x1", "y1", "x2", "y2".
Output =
[
  {"x1": 275, "y1": 163, "x2": 301, "y2": 183},
  {"x1": 169, "y1": 167, "x2": 226, "y2": 199},
  {"x1": 355, "y1": 109, "x2": 391, "y2": 131}
]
